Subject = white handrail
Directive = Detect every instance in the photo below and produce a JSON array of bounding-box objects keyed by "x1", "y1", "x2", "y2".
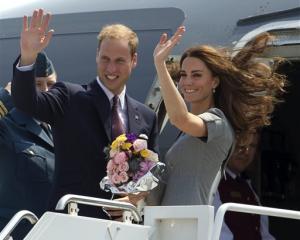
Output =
[
  {"x1": 0, "y1": 210, "x2": 38, "y2": 240},
  {"x1": 55, "y1": 194, "x2": 142, "y2": 222},
  {"x1": 212, "y1": 202, "x2": 300, "y2": 240}
]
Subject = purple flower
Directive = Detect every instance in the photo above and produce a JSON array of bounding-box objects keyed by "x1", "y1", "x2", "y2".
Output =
[
  {"x1": 126, "y1": 133, "x2": 137, "y2": 143},
  {"x1": 140, "y1": 160, "x2": 155, "y2": 173},
  {"x1": 132, "y1": 171, "x2": 145, "y2": 182}
]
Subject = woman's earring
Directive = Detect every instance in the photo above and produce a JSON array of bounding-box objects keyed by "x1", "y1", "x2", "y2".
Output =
[{"x1": 212, "y1": 88, "x2": 216, "y2": 94}]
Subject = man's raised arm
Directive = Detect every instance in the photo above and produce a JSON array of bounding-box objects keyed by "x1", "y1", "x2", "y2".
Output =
[
  {"x1": 12, "y1": 9, "x2": 68, "y2": 124},
  {"x1": 19, "y1": 9, "x2": 53, "y2": 66}
]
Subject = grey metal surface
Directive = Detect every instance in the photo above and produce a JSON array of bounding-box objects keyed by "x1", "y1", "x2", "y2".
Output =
[
  {"x1": 0, "y1": 8, "x2": 184, "y2": 103},
  {"x1": 231, "y1": 7, "x2": 300, "y2": 44}
]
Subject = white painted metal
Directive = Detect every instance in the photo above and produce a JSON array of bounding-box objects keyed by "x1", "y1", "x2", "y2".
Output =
[
  {"x1": 23, "y1": 212, "x2": 150, "y2": 240},
  {"x1": 212, "y1": 203, "x2": 300, "y2": 240},
  {"x1": 0, "y1": 210, "x2": 38, "y2": 240},
  {"x1": 3, "y1": 202, "x2": 300, "y2": 240},
  {"x1": 55, "y1": 194, "x2": 142, "y2": 223},
  {"x1": 144, "y1": 205, "x2": 214, "y2": 240}
]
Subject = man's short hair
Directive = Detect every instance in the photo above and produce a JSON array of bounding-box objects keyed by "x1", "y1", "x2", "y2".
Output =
[{"x1": 97, "y1": 24, "x2": 138, "y2": 56}]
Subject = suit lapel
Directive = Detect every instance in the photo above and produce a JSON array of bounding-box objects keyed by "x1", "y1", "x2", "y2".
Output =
[
  {"x1": 88, "y1": 80, "x2": 144, "y2": 140},
  {"x1": 10, "y1": 109, "x2": 54, "y2": 147},
  {"x1": 126, "y1": 95, "x2": 143, "y2": 134},
  {"x1": 88, "y1": 80, "x2": 112, "y2": 142}
]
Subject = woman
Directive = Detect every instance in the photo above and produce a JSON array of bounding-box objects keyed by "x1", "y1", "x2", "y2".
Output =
[{"x1": 151, "y1": 27, "x2": 285, "y2": 206}]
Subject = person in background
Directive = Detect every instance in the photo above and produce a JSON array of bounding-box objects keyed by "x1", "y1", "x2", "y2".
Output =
[
  {"x1": 214, "y1": 131, "x2": 275, "y2": 240},
  {"x1": 148, "y1": 27, "x2": 286, "y2": 206},
  {"x1": 0, "y1": 82, "x2": 14, "y2": 118},
  {"x1": 165, "y1": 57, "x2": 181, "y2": 83},
  {"x1": 12, "y1": 9, "x2": 159, "y2": 219},
  {"x1": 0, "y1": 52, "x2": 56, "y2": 239}
]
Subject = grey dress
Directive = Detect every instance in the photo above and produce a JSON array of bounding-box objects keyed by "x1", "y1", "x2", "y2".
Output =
[{"x1": 149, "y1": 108, "x2": 234, "y2": 206}]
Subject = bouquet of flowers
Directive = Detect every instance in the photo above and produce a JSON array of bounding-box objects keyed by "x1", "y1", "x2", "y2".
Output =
[{"x1": 100, "y1": 133, "x2": 165, "y2": 194}]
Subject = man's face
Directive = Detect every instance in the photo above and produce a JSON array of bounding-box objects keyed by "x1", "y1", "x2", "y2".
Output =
[
  {"x1": 96, "y1": 38, "x2": 137, "y2": 95},
  {"x1": 35, "y1": 73, "x2": 56, "y2": 92},
  {"x1": 228, "y1": 134, "x2": 259, "y2": 173}
]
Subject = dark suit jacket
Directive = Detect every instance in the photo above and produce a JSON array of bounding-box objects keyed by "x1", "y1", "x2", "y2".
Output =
[
  {"x1": 0, "y1": 108, "x2": 54, "y2": 237},
  {"x1": 0, "y1": 88, "x2": 14, "y2": 118},
  {"x1": 12, "y1": 68, "x2": 159, "y2": 218}
]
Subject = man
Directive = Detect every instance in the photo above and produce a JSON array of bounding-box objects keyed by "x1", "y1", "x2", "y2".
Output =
[
  {"x1": 12, "y1": 9, "x2": 158, "y2": 219},
  {"x1": 213, "y1": 132, "x2": 275, "y2": 240},
  {"x1": 0, "y1": 52, "x2": 56, "y2": 238}
]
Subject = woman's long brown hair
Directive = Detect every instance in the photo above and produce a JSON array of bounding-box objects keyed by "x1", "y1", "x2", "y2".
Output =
[{"x1": 180, "y1": 33, "x2": 286, "y2": 146}]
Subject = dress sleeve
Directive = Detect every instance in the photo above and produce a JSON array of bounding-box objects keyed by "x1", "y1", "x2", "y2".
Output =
[{"x1": 198, "y1": 108, "x2": 230, "y2": 143}]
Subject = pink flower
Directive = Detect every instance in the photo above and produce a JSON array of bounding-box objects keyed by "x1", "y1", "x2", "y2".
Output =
[
  {"x1": 111, "y1": 173, "x2": 121, "y2": 185},
  {"x1": 107, "y1": 171, "x2": 113, "y2": 178},
  {"x1": 109, "y1": 149, "x2": 118, "y2": 158},
  {"x1": 119, "y1": 171, "x2": 129, "y2": 183},
  {"x1": 107, "y1": 160, "x2": 116, "y2": 171},
  {"x1": 133, "y1": 139, "x2": 147, "y2": 152},
  {"x1": 118, "y1": 161, "x2": 129, "y2": 172},
  {"x1": 113, "y1": 152, "x2": 127, "y2": 164},
  {"x1": 107, "y1": 168, "x2": 117, "y2": 177}
]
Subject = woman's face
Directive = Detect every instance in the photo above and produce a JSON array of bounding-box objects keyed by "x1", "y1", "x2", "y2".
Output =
[{"x1": 178, "y1": 57, "x2": 219, "y2": 104}]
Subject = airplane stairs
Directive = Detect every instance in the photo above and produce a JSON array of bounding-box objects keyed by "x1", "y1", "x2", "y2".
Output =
[{"x1": 1, "y1": 194, "x2": 300, "y2": 240}]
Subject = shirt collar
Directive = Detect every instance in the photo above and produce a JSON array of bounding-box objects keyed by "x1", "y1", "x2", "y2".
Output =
[
  {"x1": 96, "y1": 76, "x2": 126, "y2": 110},
  {"x1": 225, "y1": 168, "x2": 238, "y2": 179}
]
